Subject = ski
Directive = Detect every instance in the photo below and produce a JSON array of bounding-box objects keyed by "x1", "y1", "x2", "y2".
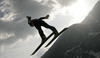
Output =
[
  {"x1": 45, "y1": 28, "x2": 68, "y2": 47},
  {"x1": 31, "y1": 33, "x2": 54, "y2": 55}
]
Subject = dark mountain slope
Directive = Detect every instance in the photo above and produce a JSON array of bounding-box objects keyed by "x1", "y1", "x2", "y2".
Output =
[{"x1": 41, "y1": 1, "x2": 100, "y2": 58}]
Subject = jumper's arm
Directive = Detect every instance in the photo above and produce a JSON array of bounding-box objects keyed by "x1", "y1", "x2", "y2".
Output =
[{"x1": 39, "y1": 15, "x2": 49, "y2": 20}]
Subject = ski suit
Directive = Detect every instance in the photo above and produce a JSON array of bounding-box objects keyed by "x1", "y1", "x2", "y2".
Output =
[{"x1": 27, "y1": 16, "x2": 58, "y2": 40}]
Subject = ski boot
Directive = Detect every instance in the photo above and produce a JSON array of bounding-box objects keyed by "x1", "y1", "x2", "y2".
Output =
[
  {"x1": 42, "y1": 36, "x2": 46, "y2": 42},
  {"x1": 53, "y1": 31, "x2": 58, "y2": 37}
]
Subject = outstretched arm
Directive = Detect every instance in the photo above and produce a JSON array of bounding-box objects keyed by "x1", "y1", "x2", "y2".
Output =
[{"x1": 39, "y1": 15, "x2": 49, "y2": 20}]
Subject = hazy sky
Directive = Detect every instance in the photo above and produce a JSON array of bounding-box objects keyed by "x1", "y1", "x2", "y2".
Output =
[{"x1": 0, "y1": 0, "x2": 98, "y2": 58}]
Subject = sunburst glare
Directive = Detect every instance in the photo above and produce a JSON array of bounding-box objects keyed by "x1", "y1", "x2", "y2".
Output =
[{"x1": 67, "y1": 0, "x2": 89, "y2": 24}]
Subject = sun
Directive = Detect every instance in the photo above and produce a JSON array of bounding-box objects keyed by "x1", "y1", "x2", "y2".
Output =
[
  {"x1": 49, "y1": 0, "x2": 97, "y2": 27},
  {"x1": 67, "y1": 0, "x2": 89, "y2": 24}
]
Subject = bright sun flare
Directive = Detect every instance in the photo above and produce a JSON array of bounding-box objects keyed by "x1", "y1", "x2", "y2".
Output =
[{"x1": 67, "y1": 0, "x2": 89, "y2": 24}]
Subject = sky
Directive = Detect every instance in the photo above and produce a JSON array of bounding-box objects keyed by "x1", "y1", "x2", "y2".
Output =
[{"x1": 0, "y1": 0, "x2": 99, "y2": 58}]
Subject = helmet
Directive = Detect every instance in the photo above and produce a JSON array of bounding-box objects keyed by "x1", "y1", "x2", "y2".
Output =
[{"x1": 26, "y1": 16, "x2": 31, "y2": 18}]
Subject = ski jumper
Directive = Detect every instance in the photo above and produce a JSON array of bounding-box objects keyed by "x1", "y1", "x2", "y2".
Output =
[{"x1": 27, "y1": 15, "x2": 58, "y2": 41}]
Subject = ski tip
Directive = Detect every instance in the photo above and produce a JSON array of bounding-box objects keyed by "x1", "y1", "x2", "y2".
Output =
[
  {"x1": 45, "y1": 46, "x2": 47, "y2": 48},
  {"x1": 31, "y1": 53, "x2": 34, "y2": 56},
  {"x1": 45, "y1": 44, "x2": 49, "y2": 47},
  {"x1": 31, "y1": 54, "x2": 33, "y2": 56}
]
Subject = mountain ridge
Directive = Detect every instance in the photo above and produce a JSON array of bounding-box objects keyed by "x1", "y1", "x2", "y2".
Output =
[{"x1": 41, "y1": 1, "x2": 100, "y2": 58}]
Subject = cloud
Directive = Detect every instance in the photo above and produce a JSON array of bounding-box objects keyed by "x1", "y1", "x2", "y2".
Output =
[
  {"x1": 0, "y1": 32, "x2": 14, "y2": 40},
  {"x1": 0, "y1": 0, "x2": 15, "y2": 21},
  {"x1": 0, "y1": 0, "x2": 51, "y2": 46},
  {"x1": 0, "y1": 0, "x2": 77, "y2": 51},
  {"x1": 41, "y1": 0, "x2": 77, "y2": 7},
  {"x1": 58, "y1": 0, "x2": 77, "y2": 6},
  {"x1": 10, "y1": 0, "x2": 52, "y2": 22}
]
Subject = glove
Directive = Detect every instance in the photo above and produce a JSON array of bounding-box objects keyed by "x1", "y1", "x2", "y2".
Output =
[{"x1": 45, "y1": 15, "x2": 49, "y2": 19}]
